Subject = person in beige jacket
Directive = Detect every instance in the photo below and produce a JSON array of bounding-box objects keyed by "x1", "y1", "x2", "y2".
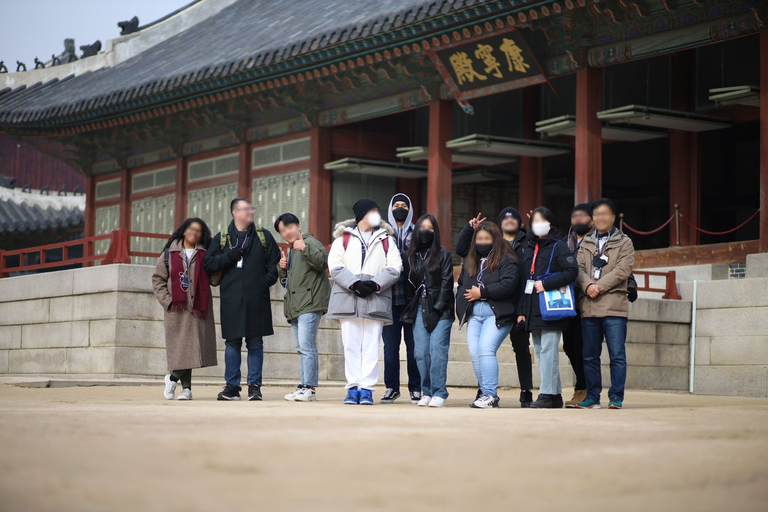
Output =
[
  {"x1": 575, "y1": 198, "x2": 635, "y2": 410},
  {"x1": 152, "y1": 218, "x2": 218, "y2": 401}
]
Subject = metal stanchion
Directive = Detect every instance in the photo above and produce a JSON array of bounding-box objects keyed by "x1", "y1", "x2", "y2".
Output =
[
  {"x1": 619, "y1": 212, "x2": 624, "y2": 232},
  {"x1": 674, "y1": 204, "x2": 681, "y2": 246}
]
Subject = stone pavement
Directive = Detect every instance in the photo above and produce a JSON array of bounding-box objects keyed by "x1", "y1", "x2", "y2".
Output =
[{"x1": 0, "y1": 381, "x2": 767, "y2": 512}]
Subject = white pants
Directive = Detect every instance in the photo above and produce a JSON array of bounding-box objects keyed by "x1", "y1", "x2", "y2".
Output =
[{"x1": 340, "y1": 318, "x2": 383, "y2": 391}]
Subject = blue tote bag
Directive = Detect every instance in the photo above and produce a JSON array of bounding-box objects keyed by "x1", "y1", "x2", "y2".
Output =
[{"x1": 537, "y1": 241, "x2": 577, "y2": 321}]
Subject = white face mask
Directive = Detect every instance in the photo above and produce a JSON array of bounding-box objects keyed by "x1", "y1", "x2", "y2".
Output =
[
  {"x1": 366, "y1": 212, "x2": 382, "y2": 228},
  {"x1": 532, "y1": 221, "x2": 550, "y2": 237}
]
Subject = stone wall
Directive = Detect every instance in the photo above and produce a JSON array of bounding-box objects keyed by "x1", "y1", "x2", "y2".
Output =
[{"x1": 0, "y1": 264, "x2": 698, "y2": 395}]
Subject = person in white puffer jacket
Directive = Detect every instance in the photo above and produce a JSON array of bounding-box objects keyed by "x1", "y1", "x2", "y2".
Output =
[{"x1": 326, "y1": 198, "x2": 402, "y2": 406}]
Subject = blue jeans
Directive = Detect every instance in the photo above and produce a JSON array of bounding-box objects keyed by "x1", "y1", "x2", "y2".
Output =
[
  {"x1": 381, "y1": 304, "x2": 420, "y2": 392},
  {"x1": 531, "y1": 330, "x2": 562, "y2": 395},
  {"x1": 291, "y1": 311, "x2": 321, "y2": 387},
  {"x1": 582, "y1": 316, "x2": 628, "y2": 402},
  {"x1": 224, "y1": 336, "x2": 264, "y2": 389},
  {"x1": 412, "y1": 302, "x2": 452, "y2": 399},
  {"x1": 466, "y1": 301, "x2": 513, "y2": 397}
]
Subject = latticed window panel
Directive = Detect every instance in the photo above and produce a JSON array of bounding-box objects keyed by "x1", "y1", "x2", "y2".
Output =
[
  {"x1": 251, "y1": 137, "x2": 310, "y2": 170},
  {"x1": 94, "y1": 204, "x2": 120, "y2": 263},
  {"x1": 188, "y1": 153, "x2": 239, "y2": 182},
  {"x1": 187, "y1": 182, "x2": 239, "y2": 238},
  {"x1": 130, "y1": 193, "x2": 175, "y2": 265},
  {"x1": 252, "y1": 169, "x2": 310, "y2": 239}
]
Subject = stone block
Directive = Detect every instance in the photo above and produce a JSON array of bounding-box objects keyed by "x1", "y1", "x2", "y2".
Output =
[
  {"x1": 625, "y1": 343, "x2": 689, "y2": 368},
  {"x1": 694, "y1": 365, "x2": 768, "y2": 398},
  {"x1": 745, "y1": 253, "x2": 768, "y2": 279},
  {"x1": 72, "y1": 265, "x2": 121, "y2": 295},
  {"x1": 116, "y1": 264, "x2": 155, "y2": 293},
  {"x1": 70, "y1": 293, "x2": 118, "y2": 321},
  {"x1": 21, "y1": 321, "x2": 89, "y2": 349},
  {"x1": 694, "y1": 336, "x2": 710, "y2": 366},
  {"x1": 625, "y1": 321, "x2": 658, "y2": 344},
  {"x1": 66, "y1": 347, "x2": 116, "y2": 374},
  {"x1": 696, "y1": 278, "x2": 768, "y2": 309},
  {"x1": 656, "y1": 322, "x2": 690, "y2": 345},
  {"x1": 0, "y1": 325, "x2": 21, "y2": 349},
  {"x1": 696, "y1": 307, "x2": 768, "y2": 337},
  {"x1": 115, "y1": 292, "x2": 163, "y2": 321},
  {"x1": 49, "y1": 296, "x2": 75, "y2": 322},
  {"x1": 114, "y1": 347, "x2": 167, "y2": 375},
  {"x1": 90, "y1": 319, "x2": 165, "y2": 349},
  {"x1": 9, "y1": 348, "x2": 67, "y2": 373},
  {"x1": 0, "y1": 349, "x2": 8, "y2": 373},
  {"x1": 709, "y1": 336, "x2": 768, "y2": 365},
  {"x1": 0, "y1": 270, "x2": 73, "y2": 303},
  {"x1": 625, "y1": 365, "x2": 688, "y2": 391},
  {"x1": 0, "y1": 298, "x2": 49, "y2": 325},
  {"x1": 326, "y1": 354, "x2": 346, "y2": 382},
  {"x1": 628, "y1": 298, "x2": 691, "y2": 323}
]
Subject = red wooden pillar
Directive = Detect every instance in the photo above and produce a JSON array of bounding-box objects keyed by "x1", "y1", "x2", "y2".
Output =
[
  {"x1": 84, "y1": 174, "x2": 96, "y2": 238},
  {"x1": 574, "y1": 67, "x2": 602, "y2": 204},
  {"x1": 174, "y1": 156, "x2": 188, "y2": 224},
  {"x1": 237, "y1": 142, "x2": 251, "y2": 200},
  {"x1": 669, "y1": 52, "x2": 700, "y2": 246},
  {"x1": 519, "y1": 86, "x2": 544, "y2": 218},
  {"x1": 760, "y1": 30, "x2": 768, "y2": 253},
  {"x1": 427, "y1": 101, "x2": 453, "y2": 248},
  {"x1": 309, "y1": 127, "x2": 332, "y2": 245},
  {"x1": 119, "y1": 167, "x2": 131, "y2": 230}
]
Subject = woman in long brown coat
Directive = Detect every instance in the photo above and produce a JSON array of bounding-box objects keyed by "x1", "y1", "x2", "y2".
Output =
[{"x1": 152, "y1": 218, "x2": 218, "y2": 400}]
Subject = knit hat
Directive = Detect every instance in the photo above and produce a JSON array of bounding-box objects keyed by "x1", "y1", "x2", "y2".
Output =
[
  {"x1": 497, "y1": 207, "x2": 523, "y2": 229},
  {"x1": 391, "y1": 193, "x2": 411, "y2": 208},
  {"x1": 571, "y1": 203, "x2": 593, "y2": 217},
  {"x1": 353, "y1": 198, "x2": 379, "y2": 223}
]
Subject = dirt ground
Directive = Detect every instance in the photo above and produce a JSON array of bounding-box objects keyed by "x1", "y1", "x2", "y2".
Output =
[{"x1": 0, "y1": 381, "x2": 767, "y2": 512}]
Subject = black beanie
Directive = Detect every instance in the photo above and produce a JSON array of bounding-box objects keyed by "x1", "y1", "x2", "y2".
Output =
[
  {"x1": 391, "y1": 193, "x2": 411, "y2": 208},
  {"x1": 571, "y1": 203, "x2": 593, "y2": 217},
  {"x1": 353, "y1": 198, "x2": 379, "y2": 223},
  {"x1": 497, "y1": 207, "x2": 523, "y2": 229}
]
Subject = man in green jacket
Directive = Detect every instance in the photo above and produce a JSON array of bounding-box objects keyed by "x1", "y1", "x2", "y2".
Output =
[{"x1": 275, "y1": 213, "x2": 331, "y2": 402}]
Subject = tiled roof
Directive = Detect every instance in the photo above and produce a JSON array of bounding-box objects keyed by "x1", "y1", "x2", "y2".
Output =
[
  {"x1": 0, "y1": 183, "x2": 85, "y2": 234},
  {"x1": 0, "y1": 0, "x2": 549, "y2": 129}
]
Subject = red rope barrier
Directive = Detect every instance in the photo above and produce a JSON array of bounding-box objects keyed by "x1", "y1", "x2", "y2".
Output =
[
  {"x1": 623, "y1": 215, "x2": 675, "y2": 236},
  {"x1": 680, "y1": 210, "x2": 760, "y2": 236}
]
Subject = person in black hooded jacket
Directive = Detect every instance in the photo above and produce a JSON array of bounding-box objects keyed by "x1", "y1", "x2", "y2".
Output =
[
  {"x1": 456, "y1": 222, "x2": 519, "y2": 409},
  {"x1": 400, "y1": 215, "x2": 455, "y2": 407},
  {"x1": 517, "y1": 207, "x2": 578, "y2": 409}
]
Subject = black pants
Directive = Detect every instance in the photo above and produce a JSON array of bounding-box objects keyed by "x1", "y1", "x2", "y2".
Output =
[
  {"x1": 510, "y1": 330, "x2": 533, "y2": 391},
  {"x1": 381, "y1": 304, "x2": 420, "y2": 392},
  {"x1": 563, "y1": 313, "x2": 586, "y2": 391},
  {"x1": 171, "y1": 369, "x2": 192, "y2": 389}
]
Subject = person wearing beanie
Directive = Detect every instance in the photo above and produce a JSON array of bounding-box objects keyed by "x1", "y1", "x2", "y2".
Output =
[
  {"x1": 327, "y1": 198, "x2": 402, "y2": 405},
  {"x1": 455, "y1": 207, "x2": 533, "y2": 407},
  {"x1": 380, "y1": 193, "x2": 421, "y2": 404}
]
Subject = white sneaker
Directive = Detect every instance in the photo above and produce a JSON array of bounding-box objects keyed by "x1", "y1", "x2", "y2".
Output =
[
  {"x1": 470, "y1": 394, "x2": 500, "y2": 409},
  {"x1": 163, "y1": 374, "x2": 177, "y2": 400},
  {"x1": 417, "y1": 395, "x2": 432, "y2": 407},
  {"x1": 177, "y1": 388, "x2": 192, "y2": 400},
  {"x1": 294, "y1": 387, "x2": 317, "y2": 402},
  {"x1": 284, "y1": 386, "x2": 303, "y2": 401},
  {"x1": 428, "y1": 396, "x2": 446, "y2": 408}
]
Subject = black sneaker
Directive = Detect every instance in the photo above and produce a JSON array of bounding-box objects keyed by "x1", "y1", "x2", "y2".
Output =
[
  {"x1": 409, "y1": 390, "x2": 422, "y2": 404},
  {"x1": 519, "y1": 390, "x2": 533, "y2": 408},
  {"x1": 530, "y1": 394, "x2": 557, "y2": 409},
  {"x1": 551, "y1": 394, "x2": 564, "y2": 409},
  {"x1": 217, "y1": 384, "x2": 241, "y2": 401},
  {"x1": 248, "y1": 384, "x2": 262, "y2": 401},
  {"x1": 380, "y1": 388, "x2": 400, "y2": 404}
]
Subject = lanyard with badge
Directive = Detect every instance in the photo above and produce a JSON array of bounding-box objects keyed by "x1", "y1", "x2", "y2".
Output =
[
  {"x1": 235, "y1": 234, "x2": 248, "y2": 268},
  {"x1": 180, "y1": 250, "x2": 193, "y2": 291},
  {"x1": 592, "y1": 232, "x2": 611, "y2": 280},
  {"x1": 524, "y1": 243, "x2": 540, "y2": 295}
]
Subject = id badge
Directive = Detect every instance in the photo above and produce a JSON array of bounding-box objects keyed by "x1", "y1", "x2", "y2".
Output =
[
  {"x1": 593, "y1": 267, "x2": 602, "y2": 280},
  {"x1": 180, "y1": 274, "x2": 190, "y2": 288},
  {"x1": 237, "y1": 257, "x2": 244, "y2": 268},
  {"x1": 524, "y1": 279, "x2": 535, "y2": 294}
]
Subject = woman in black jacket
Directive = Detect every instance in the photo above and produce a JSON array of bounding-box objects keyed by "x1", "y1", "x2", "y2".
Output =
[
  {"x1": 456, "y1": 222, "x2": 519, "y2": 409},
  {"x1": 401, "y1": 215, "x2": 455, "y2": 408},
  {"x1": 517, "y1": 207, "x2": 578, "y2": 409}
]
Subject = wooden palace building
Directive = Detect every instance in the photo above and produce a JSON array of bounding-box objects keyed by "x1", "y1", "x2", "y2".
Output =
[{"x1": 0, "y1": 0, "x2": 766, "y2": 270}]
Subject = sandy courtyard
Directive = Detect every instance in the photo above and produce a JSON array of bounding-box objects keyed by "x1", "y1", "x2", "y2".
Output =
[{"x1": 0, "y1": 381, "x2": 767, "y2": 512}]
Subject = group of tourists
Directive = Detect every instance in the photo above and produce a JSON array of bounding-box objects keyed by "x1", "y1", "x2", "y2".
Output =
[{"x1": 152, "y1": 191, "x2": 636, "y2": 409}]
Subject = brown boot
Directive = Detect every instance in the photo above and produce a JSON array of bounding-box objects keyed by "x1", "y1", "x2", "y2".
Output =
[{"x1": 565, "y1": 389, "x2": 587, "y2": 408}]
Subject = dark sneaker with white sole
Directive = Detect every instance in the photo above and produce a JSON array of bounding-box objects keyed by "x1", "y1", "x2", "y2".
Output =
[
  {"x1": 409, "y1": 391, "x2": 422, "y2": 404},
  {"x1": 380, "y1": 388, "x2": 400, "y2": 404},
  {"x1": 217, "y1": 384, "x2": 241, "y2": 401},
  {"x1": 248, "y1": 384, "x2": 262, "y2": 401},
  {"x1": 531, "y1": 394, "x2": 564, "y2": 409},
  {"x1": 519, "y1": 390, "x2": 533, "y2": 408}
]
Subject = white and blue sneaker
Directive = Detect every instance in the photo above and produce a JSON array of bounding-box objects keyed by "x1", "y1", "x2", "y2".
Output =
[
  {"x1": 359, "y1": 389, "x2": 373, "y2": 405},
  {"x1": 344, "y1": 388, "x2": 360, "y2": 405},
  {"x1": 163, "y1": 374, "x2": 177, "y2": 400}
]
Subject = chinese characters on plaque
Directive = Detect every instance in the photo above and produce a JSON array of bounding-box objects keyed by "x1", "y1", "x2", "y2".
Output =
[{"x1": 428, "y1": 29, "x2": 546, "y2": 103}]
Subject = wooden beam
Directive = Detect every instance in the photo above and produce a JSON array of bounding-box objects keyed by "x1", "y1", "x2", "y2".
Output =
[
  {"x1": 760, "y1": 30, "x2": 768, "y2": 252},
  {"x1": 238, "y1": 142, "x2": 251, "y2": 199},
  {"x1": 427, "y1": 101, "x2": 453, "y2": 248},
  {"x1": 634, "y1": 240, "x2": 759, "y2": 269},
  {"x1": 309, "y1": 127, "x2": 332, "y2": 245},
  {"x1": 174, "y1": 156, "x2": 187, "y2": 225},
  {"x1": 519, "y1": 85, "x2": 543, "y2": 218},
  {"x1": 574, "y1": 66, "x2": 602, "y2": 204}
]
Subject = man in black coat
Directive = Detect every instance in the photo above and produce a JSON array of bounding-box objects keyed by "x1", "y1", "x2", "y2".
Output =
[
  {"x1": 204, "y1": 197, "x2": 280, "y2": 401},
  {"x1": 455, "y1": 208, "x2": 533, "y2": 407}
]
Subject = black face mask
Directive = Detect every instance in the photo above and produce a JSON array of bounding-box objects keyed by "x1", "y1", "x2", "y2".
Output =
[
  {"x1": 417, "y1": 229, "x2": 434, "y2": 246},
  {"x1": 475, "y1": 243, "x2": 492, "y2": 257},
  {"x1": 502, "y1": 228, "x2": 518, "y2": 237},
  {"x1": 572, "y1": 223, "x2": 591, "y2": 236},
  {"x1": 392, "y1": 207, "x2": 409, "y2": 222}
]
